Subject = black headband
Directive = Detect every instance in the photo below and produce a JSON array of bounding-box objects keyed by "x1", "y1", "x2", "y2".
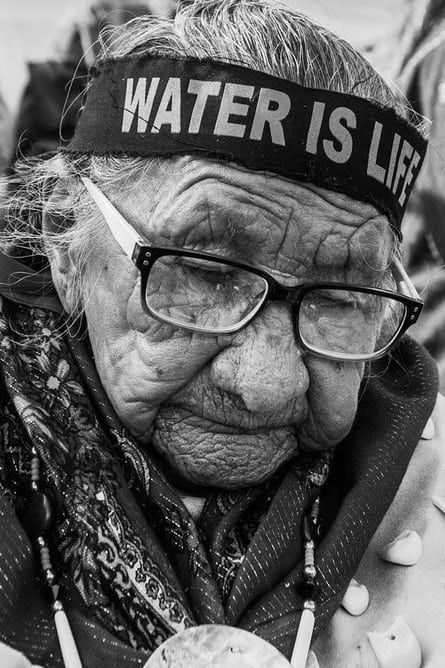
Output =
[{"x1": 65, "y1": 56, "x2": 428, "y2": 234}]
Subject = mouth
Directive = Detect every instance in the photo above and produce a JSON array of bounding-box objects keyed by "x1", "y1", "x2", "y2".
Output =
[
  {"x1": 160, "y1": 380, "x2": 308, "y2": 430},
  {"x1": 157, "y1": 404, "x2": 302, "y2": 435},
  {"x1": 151, "y1": 406, "x2": 302, "y2": 490}
]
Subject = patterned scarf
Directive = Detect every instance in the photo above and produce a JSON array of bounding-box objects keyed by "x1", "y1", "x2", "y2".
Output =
[{"x1": 0, "y1": 293, "x2": 438, "y2": 666}]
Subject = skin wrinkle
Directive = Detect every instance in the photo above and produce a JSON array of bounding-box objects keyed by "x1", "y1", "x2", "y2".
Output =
[
  {"x1": 50, "y1": 157, "x2": 395, "y2": 488},
  {"x1": 168, "y1": 336, "x2": 309, "y2": 430},
  {"x1": 105, "y1": 158, "x2": 391, "y2": 281},
  {"x1": 153, "y1": 415, "x2": 294, "y2": 486},
  {"x1": 274, "y1": 204, "x2": 295, "y2": 269},
  {"x1": 145, "y1": 159, "x2": 306, "y2": 257},
  {"x1": 301, "y1": 358, "x2": 364, "y2": 450}
]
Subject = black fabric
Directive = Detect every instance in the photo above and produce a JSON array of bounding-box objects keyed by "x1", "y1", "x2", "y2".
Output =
[
  {"x1": 0, "y1": 251, "x2": 61, "y2": 313},
  {"x1": 65, "y1": 56, "x2": 427, "y2": 234},
  {"x1": 12, "y1": 60, "x2": 88, "y2": 162}
]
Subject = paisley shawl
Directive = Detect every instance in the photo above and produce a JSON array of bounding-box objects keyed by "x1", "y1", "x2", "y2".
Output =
[{"x1": 0, "y1": 291, "x2": 438, "y2": 667}]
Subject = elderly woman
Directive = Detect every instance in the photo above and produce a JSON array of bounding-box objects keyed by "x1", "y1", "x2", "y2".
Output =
[{"x1": 0, "y1": 2, "x2": 444, "y2": 667}]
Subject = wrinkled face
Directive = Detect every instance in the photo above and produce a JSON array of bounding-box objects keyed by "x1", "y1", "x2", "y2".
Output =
[{"x1": 67, "y1": 157, "x2": 394, "y2": 489}]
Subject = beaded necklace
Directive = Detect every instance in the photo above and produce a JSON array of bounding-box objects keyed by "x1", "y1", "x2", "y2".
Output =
[
  {"x1": 19, "y1": 446, "x2": 322, "y2": 668},
  {"x1": 290, "y1": 495, "x2": 320, "y2": 668},
  {"x1": 18, "y1": 447, "x2": 83, "y2": 668}
]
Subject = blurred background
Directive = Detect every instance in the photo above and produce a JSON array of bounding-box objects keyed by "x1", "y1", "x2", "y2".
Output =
[{"x1": 0, "y1": 0, "x2": 406, "y2": 113}]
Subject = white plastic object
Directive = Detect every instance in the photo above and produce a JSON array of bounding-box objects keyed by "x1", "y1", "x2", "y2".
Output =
[
  {"x1": 421, "y1": 418, "x2": 435, "y2": 440},
  {"x1": 341, "y1": 578, "x2": 370, "y2": 616},
  {"x1": 432, "y1": 495, "x2": 445, "y2": 514},
  {"x1": 378, "y1": 530, "x2": 422, "y2": 566},
  {"x1": 367, "y1": 616, "x2": 422, "y2": 668},
  {"x1": 305, "y1": 650, "x2": 320, "y2": 668}
]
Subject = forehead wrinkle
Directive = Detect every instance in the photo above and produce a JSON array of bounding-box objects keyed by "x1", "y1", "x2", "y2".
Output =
[
  {"x1": 181, "y1": 196, "x2": 241, "y2": 251},
  {"x1": 111, "y1": 158, "x2": 396, "y2": 281},
  {"x1": 347, "y1": 218, "x2": 395, "y2": 278},
  {"x1": 301, "y1": 182, "x2": 385, "y2": 226},
  {"x1": 149, "y1": 175, "x2": 296, "y2": 255},
  {"x1": 267, "y1": 205, "x2": 394, "y2": 284},
  {"x1": 309, "y1": 221, "x2": 393, "y2": 284}
]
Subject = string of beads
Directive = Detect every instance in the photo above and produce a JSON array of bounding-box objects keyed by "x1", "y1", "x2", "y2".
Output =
[
  {"x1": 18, "y1": 446, "x2": 83, "y2": 668},
  {"x1": 301, "y1": 495, "x2": 321, "y2": 613}
]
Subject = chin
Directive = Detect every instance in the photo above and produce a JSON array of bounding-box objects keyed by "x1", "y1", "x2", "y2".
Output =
[
  {"x1": 150, "y1": 415, "x2": 301, "y2": 491},
  {"x1": 151, "y1": 440, "x2": 295, "y2": 493}
]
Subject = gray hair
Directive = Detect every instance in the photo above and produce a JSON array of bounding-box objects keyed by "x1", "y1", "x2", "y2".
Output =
[{"x1": 2, "y1": 0, "x2": 411, "y2": 315}]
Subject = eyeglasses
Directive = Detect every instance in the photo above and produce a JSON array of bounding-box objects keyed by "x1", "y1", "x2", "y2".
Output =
[{"x1": 81, "y1": 176, "x2": 423, "y2": 362}]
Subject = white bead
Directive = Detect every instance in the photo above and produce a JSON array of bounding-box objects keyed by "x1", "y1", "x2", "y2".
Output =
[
  {"x1": 341, "y1": 578, "x2": 370, "y2": 616},
  {"x1": 432, "y1": 495, "x2": 445, "y2": 514},
  {"x1": 367, "y1": 616, "x2": 422, "y2": 668},
  {"x1": 378, "y1": 530, "x2": 422, "y2": 566},
  {"x1": 420, "y1": 417, "x2": 434, "y2": 440}
]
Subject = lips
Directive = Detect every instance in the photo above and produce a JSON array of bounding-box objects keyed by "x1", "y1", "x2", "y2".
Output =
[
  {"x1": 163, "y1": 377, "x2": 307, "y2": 431},
  {"x1": 157, "y1": 403, "x2": 302, "y2": 435},
  {"x1": 151, "y1": 405, "x2": 302, "y2": 489}
]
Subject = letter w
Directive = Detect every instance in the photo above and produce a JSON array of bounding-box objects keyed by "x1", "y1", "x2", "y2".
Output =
[{"x1": 121, "y1": 77, "x2": 160, "y2": 133}]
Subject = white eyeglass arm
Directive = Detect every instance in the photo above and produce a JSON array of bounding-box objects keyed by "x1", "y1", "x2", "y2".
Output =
[
  {"x1": 393, "y1": 256, "x2": 421, "y2": 299},
  {"x1": 81, "y1": 176, "x2": 144, "y2": 259}
]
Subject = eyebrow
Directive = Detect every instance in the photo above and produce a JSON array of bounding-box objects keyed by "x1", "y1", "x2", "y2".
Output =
[
  {"x1": 82, "y1": 174, "x2": 258, "y2": 263},
  {"x1": 81, "y1": 175, "x2": 420, "y2": 300}
]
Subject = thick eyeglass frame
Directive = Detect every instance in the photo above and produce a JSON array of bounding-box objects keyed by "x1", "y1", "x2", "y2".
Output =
[{"x1": 81, "y1": 176, "x2": 423, "y2": 362}]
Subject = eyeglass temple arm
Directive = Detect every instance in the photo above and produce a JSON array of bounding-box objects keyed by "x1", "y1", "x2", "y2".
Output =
[
  {"x1": 81, "y1": 176, "x2": 144, "y2": 259},
  {"x1": 393, "y1": 256, "x2": 421, "y2": 299}
]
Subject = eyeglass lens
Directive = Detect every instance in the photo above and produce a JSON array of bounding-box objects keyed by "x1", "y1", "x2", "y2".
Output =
[
  {"x1": 144, "y1": 254, "x2": 406, "y2": 355},
  {"x1": 299, "y1": 288, "x2": 405, "y2": 356},
  {"x1": 145, "y1": 254, "x2": 269, "y2": 331}
]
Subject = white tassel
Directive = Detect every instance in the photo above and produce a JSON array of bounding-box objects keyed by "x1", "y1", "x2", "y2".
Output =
[
  {"x1": 53, "y1": 601, "x2": 83, "y2": 668},
  {"x1": 290, "y1": 607, "x2": 315, "y2": 668}
]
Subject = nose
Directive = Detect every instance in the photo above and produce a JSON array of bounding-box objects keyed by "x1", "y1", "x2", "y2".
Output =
[{"x1": 210, "y1": 303, "x2": 309, "y2": 416}]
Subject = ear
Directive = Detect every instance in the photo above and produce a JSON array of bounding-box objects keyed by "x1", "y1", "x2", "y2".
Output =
[{"x1": 42, "y1": 179, "x2": 80, "y2": 313}]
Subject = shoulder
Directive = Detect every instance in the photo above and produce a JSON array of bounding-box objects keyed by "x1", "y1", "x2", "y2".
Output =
[{"x1": 314, "y1": 394, "x2": 445, "y2": 667}]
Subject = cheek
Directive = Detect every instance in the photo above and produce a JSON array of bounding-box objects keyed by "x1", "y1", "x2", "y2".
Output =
[
  {"x1": 82, "y1": 262, "x2": 135, "y2": 343},
  {"x1": 301, "y1": 357, "x2": 364, "y2": 449},
  {"x1": 81, "y1": 265, "x2": 229, "y2": 437}
]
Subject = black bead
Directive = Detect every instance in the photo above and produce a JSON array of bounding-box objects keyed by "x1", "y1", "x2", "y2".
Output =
[
  {"x1": 298, "y1": 580, "x2": 320, "y2": 601},
  {"x1": 303, "y1": 514, "x2": 318, "y2": 543},
  {"x1": 17, "y1": 491, "x2": 54, "y2": 539}
]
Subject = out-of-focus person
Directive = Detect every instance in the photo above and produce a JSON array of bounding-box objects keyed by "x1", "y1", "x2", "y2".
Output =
[
  {"x1": 11, "y1": 0, "x2": 177, "y2": 163},
  {"x1": 375, "y1": 0, "x2": 445, "y2": 391},
  {"x1": 0, "y1": 91, "x2": 12, "y2": 175}
]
